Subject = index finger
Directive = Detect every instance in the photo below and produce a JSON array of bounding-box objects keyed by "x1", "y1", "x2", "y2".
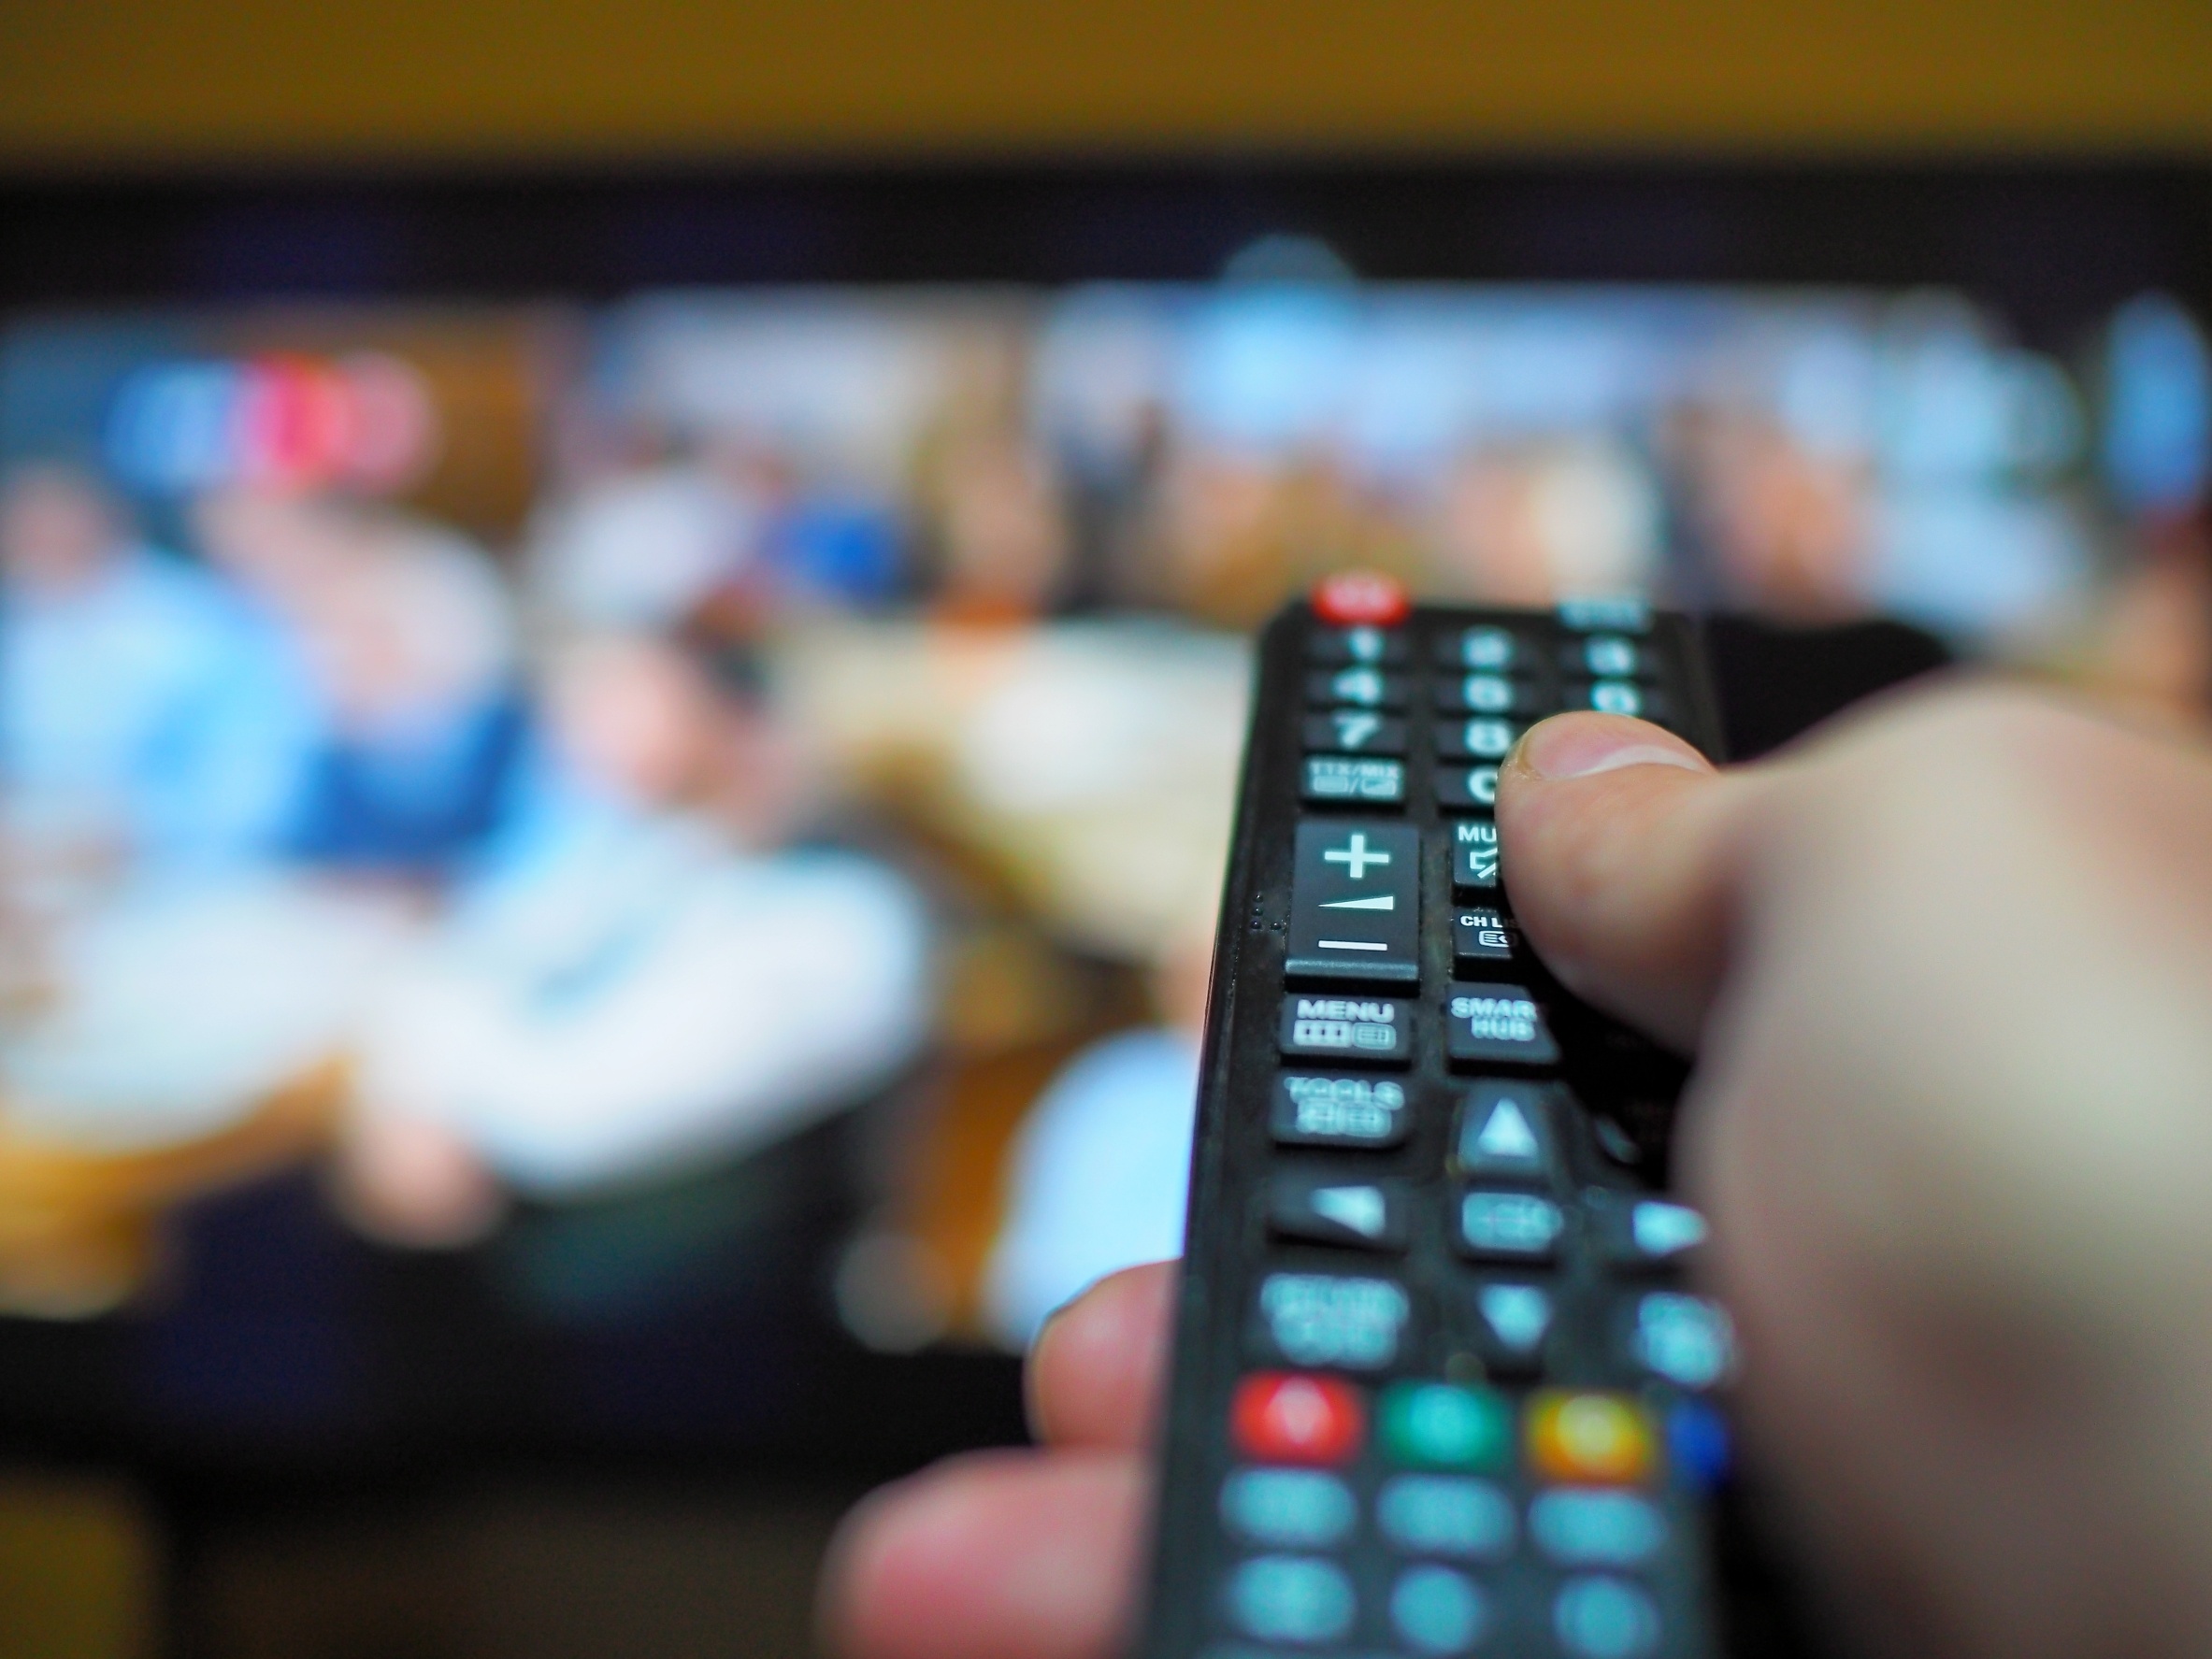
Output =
[{"x1": 1027, "y1": 1260, "x2": 1177, "y2": 1450}]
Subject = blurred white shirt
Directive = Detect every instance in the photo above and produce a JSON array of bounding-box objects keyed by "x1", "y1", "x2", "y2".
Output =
[{"x1": 361, "y1": 792, "x2": 930, "y2": 1197}]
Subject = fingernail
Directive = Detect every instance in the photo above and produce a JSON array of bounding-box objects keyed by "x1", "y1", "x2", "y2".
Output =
[{"x1": 1518, "y1": 716, "x2": 1712, "y2": 781}]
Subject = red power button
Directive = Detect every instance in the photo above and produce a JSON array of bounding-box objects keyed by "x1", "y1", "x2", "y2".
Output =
[{"x1": 1311, "y1": 570, "x2": 1411, "y2": 626}]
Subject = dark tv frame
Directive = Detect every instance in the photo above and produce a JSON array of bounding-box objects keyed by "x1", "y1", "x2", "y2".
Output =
[{"x1": 0, "y1": 155, "x2": 2202, "y2": 1509}]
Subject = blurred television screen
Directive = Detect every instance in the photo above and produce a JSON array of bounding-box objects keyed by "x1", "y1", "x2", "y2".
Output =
[{"x1": 0, "y1": 275, "x2": 2204, "y2": 1392}]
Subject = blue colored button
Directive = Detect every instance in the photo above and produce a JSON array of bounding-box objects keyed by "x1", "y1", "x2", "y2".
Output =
[
  {"x1": 1555, "y1": 1575, "x2": 1661, "y2": 1658},
  {"x1": 1224, "y1": 1555, "x2": 1356, "y2": 1645},
  {"x1": 1390, "y1": 1565, "x2": 1488, "y2": 1654},
  {"x1": 1219, "y1": 1468, "x2": 1357, "y2": 1549},
  {"x1": 1530, "y1": 1489, "x2": 1668, "y2": 1566},
  {"x1": 1375, "y1": 1475, "x2": 1515, "y2": 1561}
]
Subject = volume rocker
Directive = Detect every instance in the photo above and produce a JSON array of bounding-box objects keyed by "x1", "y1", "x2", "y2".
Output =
[{"x1": 1285, "y1": 821, "x2": 1420, "y2": 983}]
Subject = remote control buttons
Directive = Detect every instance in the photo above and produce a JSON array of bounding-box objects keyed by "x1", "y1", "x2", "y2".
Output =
[
  {"x1": 1469, "y1": 1281, "x2": 1557, "y2": 1375},
  {"x1": 1306, "y1": 622, "x2": 1409, "y2": 665},
  {"x1": 1224, "y1": 1555, "x2": 1357, "y2": 1646},
  {"x1": 1230, "y1": 1373, "x2": 1367, "y2": 1465},
  {"x1": 1567, "y1": 634, "x2": 1652, "y2": 679},
  {"x1": 1555, "y1": 1576, "x2": 1662, "y2": 1659},
  {"x1": 1451, "y1": 907, "x2": 1517, "y2": 971},
  {"x1": 1307, "y1": 666, "x2": 1409, "y2": 708},
  {"x1": 1286, "y1": 822, "x2": 1420, "y2": 983},
  {"x1": 1437, "y1": 673, "x2": 1543, "y2": 717},
  {"x1": 1594, "y1": 1197, "x2": 1709, "y2": 1271},
  {"x1": 1457, "y1": 1192, "x2": 1565, "y2": 1263},
  {"x1": 1312, "y1": 570, "x2": 1412, "y2": 626},
  {"x1": 1450, "y1": 820, "x2": 1501, "y2": 894},
  {"x1": 1376, "y1": 1475, "x2": 1516, "y2": 1561},
  {"x1": 1445, "y1": 983, "x2": 1561, "y2": 1066},
  {"x1": 1268, "y1": 1174, "x2": 1411, "y2": 1252},
  {"x1": 1435, "y1": 625, "x2": 1525, "y2": 671},
  {"x1": 1435, "y1": 765, "x2": 1501, "y2": 812},
  {"x1": 1565, "y1": 679, "x2": 1670, "y2": 722},
  {"x1": 1530, "y1": 1490, "x2": 1668, "y2": 1568},
  {"x1": 1271, "y1": 1074, "x2": 1410, "y2": 1148},
  {"x1": 1257, "y1": 1273, "x2": 1411, "y2": 1370},
  {"x1": 1301, "y1": 754, "x2": 1407, "y2": 807},
  {"x1": 1434, "y1": 716, "x2": 1522, "y2": 760},
  {"x1": 1280, "y1": 995, "x2": 1412, "y2": 1065},
  {"x1": 1377, "y1": 1381, "x2": 1513, "y2": 1471},
  {"x1": 1390, "y1": 1564, "x2": 1490, "y2": 1654},
  {"x1": 1303, "y1": 710, "x2": 1406, "y2": 753},
  {"x1": 1220, "y1": 1468, "x2": 1359, "y2": 1549},
  {"x1": 1629, "y1": 1293, "x2": 1735, "y2": 1390},
  {"x1": 1558, "y1": 596, "x2": 1651, "y2": 634},
  {"x1": 1453, "y1": 1081, "x2": 1559, "y2": 1182},
  {"x1": 1527, "y1": 1392, "x2": 1659, "y2": 1485}
]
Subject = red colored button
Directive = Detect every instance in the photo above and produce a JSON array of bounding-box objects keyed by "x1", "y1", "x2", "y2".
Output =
[
  {"x1": 1231, "y1": 1372, "x2": 1367, "y2": 1465},
  {"x1": 1311, "y1": 571, "x2": 1411, "y2": 627}
]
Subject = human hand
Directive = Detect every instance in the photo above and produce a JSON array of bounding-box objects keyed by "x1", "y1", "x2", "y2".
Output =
[{"x1": 825, "y1": 679, "x2": 2212, "y2": 1659}]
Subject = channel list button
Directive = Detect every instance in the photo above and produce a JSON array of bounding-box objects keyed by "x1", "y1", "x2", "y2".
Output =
[
  {"x1": 1280, "y1": 996, "x2": 1412, "y2": 1065},
  {"x1": 1445, "y1": 982, "x2": 1560, "y2": 1065}
]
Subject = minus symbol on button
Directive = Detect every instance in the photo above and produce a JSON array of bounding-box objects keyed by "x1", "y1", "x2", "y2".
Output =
[{"x1": 1318, "y1": 940, "x2": 1389, "y2": 951}]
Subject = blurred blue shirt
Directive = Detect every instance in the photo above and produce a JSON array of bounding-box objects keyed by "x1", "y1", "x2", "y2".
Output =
[{"x1": 0, "y1": 546, "x2": 316, "y2": 865}]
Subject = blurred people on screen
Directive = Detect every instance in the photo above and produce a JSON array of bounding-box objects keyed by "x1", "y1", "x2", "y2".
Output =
[
  {"x1": 338, "y1": 613, "x2": 931, "y2": 1246},
  {"x1": 194, "y1": 485, "x2": 525, "y2": 872},
  {"x1": 0, "y1": 463, "x2": 315, "y2": 879}
]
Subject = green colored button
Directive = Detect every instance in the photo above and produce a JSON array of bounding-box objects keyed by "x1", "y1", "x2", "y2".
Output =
[{"x1": 1377, "y1": 1382, "x2": 1512, "y2": 1470}]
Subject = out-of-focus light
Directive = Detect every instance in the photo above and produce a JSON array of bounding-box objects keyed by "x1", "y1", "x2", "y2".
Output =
[
  {"x1": 2102, "y1": 293, "x2": 2212, "y2": 517},
  {"x1": 105, "y1": 351, "x2": 439, "y2": 495}
]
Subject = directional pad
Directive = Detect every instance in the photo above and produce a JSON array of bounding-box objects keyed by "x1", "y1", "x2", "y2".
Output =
[{"x1": 1268, "y1": 1173, "x2": 1411, "y2": 1251}]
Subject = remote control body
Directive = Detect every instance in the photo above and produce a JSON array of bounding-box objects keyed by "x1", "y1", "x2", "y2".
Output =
[{"x1": 1137, "y1": 588, "x2": 1736, "y2": 1659}]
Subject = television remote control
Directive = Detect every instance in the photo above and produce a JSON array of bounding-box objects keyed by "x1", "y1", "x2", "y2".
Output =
[{"x1": 1136, "y1": 575, "x2": 1744, "y2": 1659}]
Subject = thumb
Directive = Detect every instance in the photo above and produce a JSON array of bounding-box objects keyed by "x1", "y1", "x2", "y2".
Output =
[{"x1": 1496, "y1": 712, "x2": 1765, "y2": 1052}]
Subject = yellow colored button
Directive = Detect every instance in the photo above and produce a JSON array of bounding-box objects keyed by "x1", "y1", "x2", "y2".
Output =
[{"x1": 1526, "y1": 1391, "x2": 1658, "y2": 1485}]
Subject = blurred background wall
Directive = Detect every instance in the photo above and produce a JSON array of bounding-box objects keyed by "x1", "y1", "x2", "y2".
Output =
[{"x1": 7, "y1": 0, "x2": 2212, "y2": 168}]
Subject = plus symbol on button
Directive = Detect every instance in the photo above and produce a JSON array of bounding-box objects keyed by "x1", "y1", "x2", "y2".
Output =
[{"x1": 1323, "y1": 833, "x2": 1392, "y2": 880}]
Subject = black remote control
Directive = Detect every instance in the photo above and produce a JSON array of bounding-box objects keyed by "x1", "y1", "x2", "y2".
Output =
[{"x1": 1137, "y1": 576, "x2": 1740, "y2": 1659}]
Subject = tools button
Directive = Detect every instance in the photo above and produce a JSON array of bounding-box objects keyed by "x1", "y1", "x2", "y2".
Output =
[{"x1": 1271, "y1": 1074, "x2": 1411, "y2": 1148}]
